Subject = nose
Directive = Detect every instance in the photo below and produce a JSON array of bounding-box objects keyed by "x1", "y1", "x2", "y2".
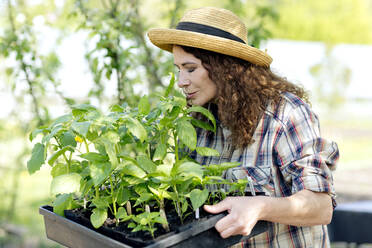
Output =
[{"x1": 177, "y1": 71, "x2": 191, "y2": 88}]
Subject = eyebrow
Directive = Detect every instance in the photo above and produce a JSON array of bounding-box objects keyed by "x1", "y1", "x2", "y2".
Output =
[{"x1": 174, "y1": 62, "x2": 197, "y2": 68}]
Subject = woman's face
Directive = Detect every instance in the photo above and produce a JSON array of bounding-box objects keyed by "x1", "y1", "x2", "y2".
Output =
[{"x1": 172, "y1": 45, "x2": 217, "y2": 106}]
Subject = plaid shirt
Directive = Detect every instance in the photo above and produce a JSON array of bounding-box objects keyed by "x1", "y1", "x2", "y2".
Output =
[{"x1": 189, "y1": 92, "x2": 339, "y2": 248}]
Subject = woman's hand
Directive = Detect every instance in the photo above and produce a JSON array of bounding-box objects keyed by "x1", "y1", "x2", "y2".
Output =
[
  {"x1": 204, "y1": 196, "x2": 266, "y2": 238},
  {"x1": 204, "y1": 190, "x2": 333, "y2": 239}
]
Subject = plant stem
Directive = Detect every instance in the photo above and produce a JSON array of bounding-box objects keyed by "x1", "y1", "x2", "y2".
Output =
[
  {"x1": 159, "y1": 204, "x2": 170, "y2": 232},
  {"x1": 147, "y1": 143, "x2": 151, "y2": 158},
  {"x1": 172, "y1": 185, "x2": 183, "y2": 224},
  {"x1": 95, "y1": 186, "x2": 99, "y2": 198},
  {"x1": 55, "y1": 138, "x2": 71, "y2": 173},
  {"x1": 110, "y1": 176, "x2": 117, "y2": 217},
  {"x1": 83, "y1": 138, "x2": 90, "y2": 153},
  {"x1": 68, "y1": 151, "x2": 73, "y2": 172},
  {"x1": 173, "y1": 131, "x2": 179, "y2": 162},
  {"x1": 126, "y1": 201, "x2": 132, "y2": 215}
]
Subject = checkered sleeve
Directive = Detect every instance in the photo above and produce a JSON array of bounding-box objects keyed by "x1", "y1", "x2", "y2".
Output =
[{"x1": 273, "y1": 103, "x2": 339, "y2": 204}]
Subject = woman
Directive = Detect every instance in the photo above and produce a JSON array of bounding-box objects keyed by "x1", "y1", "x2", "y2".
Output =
[{"x1": 148, "y1": 7, "x2": 339, "y2": 247}]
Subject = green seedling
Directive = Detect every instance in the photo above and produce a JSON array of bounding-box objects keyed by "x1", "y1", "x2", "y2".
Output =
[{"x1": 28, "y1": 74, "x2": 246, "y2": 238}]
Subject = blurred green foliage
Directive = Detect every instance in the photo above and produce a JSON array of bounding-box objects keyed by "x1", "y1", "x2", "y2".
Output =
[
  {"x1": 310, "y1": 46, "x2": 351, "y2": 109},
  {"x1": 271, "y1": 0, "x2": 372, "y2": 44}
]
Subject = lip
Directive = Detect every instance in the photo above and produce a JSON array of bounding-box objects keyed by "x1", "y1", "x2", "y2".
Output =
[{"x1": 185, "y1": 91, "x2": 198, "y2": 99}]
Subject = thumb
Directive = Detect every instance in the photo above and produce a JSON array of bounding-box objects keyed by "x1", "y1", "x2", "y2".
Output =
[{"x1": 204, "y1": 198, "x2": 231, "y2": 214}]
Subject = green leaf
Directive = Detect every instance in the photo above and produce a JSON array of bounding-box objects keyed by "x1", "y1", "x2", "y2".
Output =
[
  {"x1": 48, "y1": 146, "x2": 74, "y2": 166},
  {"x1": 164, "y1": 73, "x2": 175, "y2": 97},
  {"x1": 128, "y1": 222, "x2": 136, "y2": 228},
  {"x1": 159, "y1": 116, "x2": 172, "y2": 127},
  {"x1": 138, "y1": 95, "x2": 151, "y2": 115},
  {"x1": 146, "y1": 108, "x2": 161, "y2": 123},
  {"x1": 173, "y1": 96, "x2": 187, "y2": 108},
  {"x1": 29, "y1": 128, "x2": 44, "y2": 141},
  {"x1": 27, "y1": 143, "x2": 45, "y2": 174},
  {"x1": 51, "y1": 114, "x2": 72, "y2": 127},
  {"x1": 149, "y1": 186, "x2": 171, "y2": 199},
  {"x1": 204, "y1": 162, "x2": 241, "y2": 176},
  {"x1": 181, "y1": 198, "x2": 189, "y2": 213},
  {"x1": 91, "y1": 208, "x2": 107, "y2": 229},
  {"x1": 60, "y1": 131, "x2": 77, "y2": 147},
  {"x1": 119, "y1": 155, "x2": 138, "y2": 165},
  {"x1": 154, "y1": 216, "x2": 168, "y2": 224},
  {"x1": 190, "y1": 188, "x2": 209, "y2": 210},
  {"x1": 177, "y1": 177, "x2": 193, "y2": 193},
  {"x1": 80, "y1": 178, "x2": 94, "y2": 195},
  {"x1": 80, "y1": 152, "x2": 108, "y2": 162},
  {"x1": 50, "y1": 173, "x2": 82, "y2": 195},
  {"x1": 191, "y1": 119, "x2": 214, "y2": 132},
  {"x1": 154, "y1": 163, "x2": 172, "y2": 178},
  {"x1": 148, "y1": 186, "x2": 159, "y2": 196},
  {"x1": 103, "y1": 130, "x2": 120, "y2": 143},
  {"x1": 136, "y1": 155, "x2": 156, "y2": 174},
  {"x1": 71, "y1": 103, "x2": 97, "y2": 111},
  {"x1": 100, "y1": 131, "x2": 120, "y2": 169},
  {"x1": 89, "y1": 162, "x2": 111, "y2": 187},
  {"x1": 187, "y1": 106, "x2": 216, "y2": 131},
  {"x1": 51, "y1": 163, "x2": 68, "y2": 177},
  {"x1": 134, "y1": 193, "x2": 153, "y2": 207},
  {"x1": 71, "y1": 121, "x2": 91, "y2": 137},
  {"x1": 124, "y1": 176, "x2": 146, "y2": 185},
  {"x1": 121, "y1": 161, "x2": 146, "y2": 178},
  {"x1": 174, "y1": 162, "x2": 203, "y2": 180},
  {"x1": 92, "y1": 197, "x2": 110, "y2": 209},
  {"x1": 42, "y1": 125, "x2": 63, "y2": 144},
  {"x1": 116, "y1": 207, "x2": 130, "y2": 220},
  {"x1": 110, "y1": 104, "x2": 124, "y2": 112},
  {"x1": 53, "y1": 193, "x2": 74, "y2": 216},
  {"x1": 126, "y1": 117, "x2": 147, "y2": 142},
  {"x1": 195, "y1": 147, "x2": 220, "y2": 157},
  {"x1": 134, "y1": 184, "x2": 148, "y2": 195},
  {"x1": 117, "y1": 187, "x2": 131, "y2": 205},
  {"x1": 165, "y1": 106, "x2": 181, "y2": 121},
  {"x1": 153, "y1": 143, "x2": 167, "y2": 161},
  {"x1": 176, "y1": 120, "x2": 196, "y2": 150},
  {"x1": 132, "y1": 225, "x2": 144, "y2": 232}
]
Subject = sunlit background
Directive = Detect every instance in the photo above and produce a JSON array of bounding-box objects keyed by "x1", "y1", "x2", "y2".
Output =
[{"x1": 1, "y1": 0, "x2": 372, "y2": 247}]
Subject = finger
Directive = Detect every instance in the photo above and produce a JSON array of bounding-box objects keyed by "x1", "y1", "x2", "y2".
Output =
[
  {"x1": 204, "y1": 198, "x2": 231, "y2": 214},
  {"x1": 214, "y1": 213, "x2": 236, "y2": 233},
  {"x1": 220, "y1": 225, "x2": 238, "y2": 239},
  {"x1": 219, "y1": 221, "x2": 254, "y2": 238}
]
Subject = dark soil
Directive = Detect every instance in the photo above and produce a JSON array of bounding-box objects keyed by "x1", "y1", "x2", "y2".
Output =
[
  {"x1": 63, "y1": 192, "x2": 264, "y2": 247},
  {"x1": 64, "y1": 202, "x2": 219, "y2": 247}
]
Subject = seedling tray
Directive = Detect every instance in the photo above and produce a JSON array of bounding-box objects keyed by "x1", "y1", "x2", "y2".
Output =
[{"x1": 40, "y1": 205, "x2": 269, "y2": 248}]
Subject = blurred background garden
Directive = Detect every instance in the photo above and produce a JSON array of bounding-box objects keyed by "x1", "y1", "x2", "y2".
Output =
[{"x1": 0, "y1": 0, "x2": 372, "y2": 247}]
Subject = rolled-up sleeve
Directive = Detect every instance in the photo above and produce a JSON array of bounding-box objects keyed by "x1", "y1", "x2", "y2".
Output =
[{"x1": 273, "y1": 103, "x2": 339, "y2": 206}]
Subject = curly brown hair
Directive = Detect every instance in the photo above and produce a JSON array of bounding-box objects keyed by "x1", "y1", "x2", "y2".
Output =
[{"x1": 180, "y1": 45, "x2": 309, "y2": 148}]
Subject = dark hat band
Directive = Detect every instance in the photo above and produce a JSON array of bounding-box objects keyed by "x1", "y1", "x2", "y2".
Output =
[{"x1": 176, "y1": 22, "x2": 246, "y2": 44}]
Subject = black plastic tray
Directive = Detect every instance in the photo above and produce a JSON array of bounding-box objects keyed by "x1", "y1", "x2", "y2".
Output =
[{"x1": 39, "y1": 205, "x2": 269, "y2": 248}]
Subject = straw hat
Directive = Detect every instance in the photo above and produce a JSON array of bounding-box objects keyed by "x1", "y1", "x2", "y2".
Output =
[{"x1": 147, "y1": 7, "x2": 272, "y2": 67}]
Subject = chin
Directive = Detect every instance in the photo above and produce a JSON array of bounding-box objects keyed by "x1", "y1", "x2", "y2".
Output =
[{"x1": 188, "y1": 100, "x2": 203, "y2": 106}]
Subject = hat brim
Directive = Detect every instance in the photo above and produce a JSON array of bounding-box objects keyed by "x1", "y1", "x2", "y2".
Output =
[{"x1": 147, "y1": 28, "x2": 272, "y2": 67}]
